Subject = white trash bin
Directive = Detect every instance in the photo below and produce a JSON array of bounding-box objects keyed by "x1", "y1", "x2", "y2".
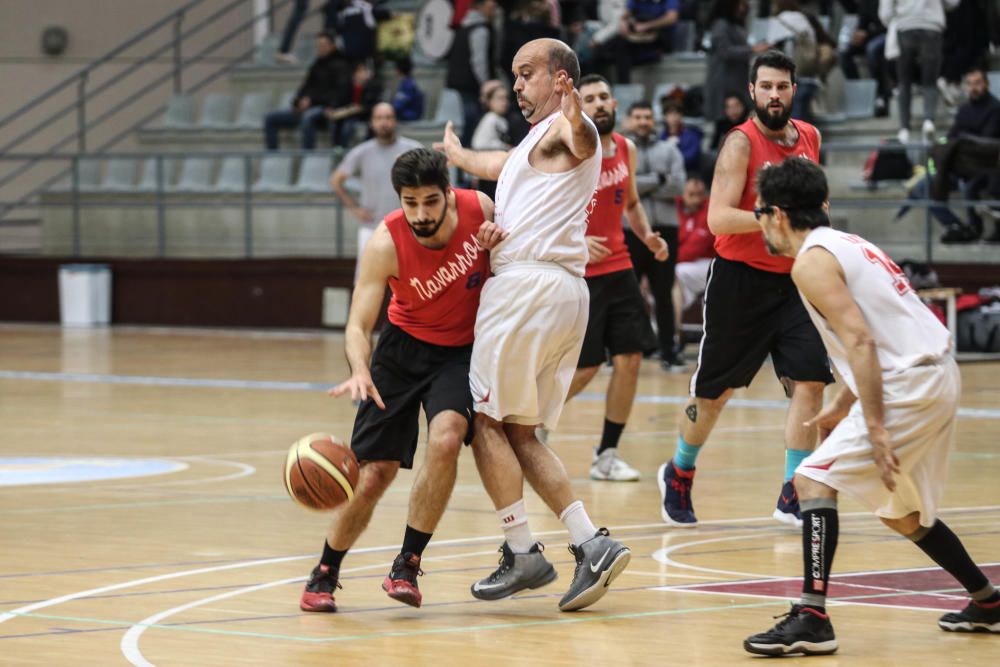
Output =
[{"x1": 59, "y1": 264, "x2": 111, "y2": 326}]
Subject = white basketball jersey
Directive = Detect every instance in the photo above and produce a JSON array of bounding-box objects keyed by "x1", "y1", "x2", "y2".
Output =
[
  {"x1": 491, "y1": 111, "x2": 602, "y2": 277},
  {"x1": 798, "y1": 227, "x2": 951, "y2": 396}
]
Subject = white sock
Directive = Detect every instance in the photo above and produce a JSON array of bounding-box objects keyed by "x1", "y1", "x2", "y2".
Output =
[
  {"x1": 498, "y1": 499, "x2": 534, "y2": 554},
  {"x1": 559, "y1": 500, "x2": 597, "y2": 545}
]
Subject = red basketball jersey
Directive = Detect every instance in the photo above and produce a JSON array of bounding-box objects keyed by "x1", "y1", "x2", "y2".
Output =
[
  {"x1": 714, "y1": 118, "x2": 820, "y2": 273},
  {"x1": 385, "y1": 188, "x2": 488, "y2": 346},
  {"x1": 585, "y1": 132, "x2": 633, "y2": 278}
]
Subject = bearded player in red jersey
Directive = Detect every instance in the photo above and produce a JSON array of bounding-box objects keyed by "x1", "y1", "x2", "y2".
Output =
[
  {"x1": 298, "y1": 148, "x2": 501, "y2": 612},
  {"x1": 557, "y1": 74, "x2": 668, "y2": 482},
  {"x1": 657, "y1": 51, "x2": 834, "y2": 529}
]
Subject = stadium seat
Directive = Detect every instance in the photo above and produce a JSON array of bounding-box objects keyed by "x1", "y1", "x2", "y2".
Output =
[
  {"x1": 136, "y1": 157, "x2": 177, "y2": 192},
  {"x1": 253, "y1": 155, "x2": 294, "y2": 192},
  {"x1": 434, "y1": 89, "x2": 464, "y2": 128},
  {"x1": 254, "y1": 34, "x2": 280, "y2": 66},
  {"x1": 844, "y1": 79, "x2": 877, "y2": 119},
  {"x1": 295, "y1": 154, "x2": 332, "y2": 193},
  {"x1": 199, "y1": 93, "x2": 236, "y2": 128},
  {"x1": 235, "y1": 92, "x2": 273, "y2": 129},
  {"x1": 170, "y1": 157, "x2": 215, "y2": 192},
  {"x1": 613, "y1": 84, "x2": 644, "y2": 119},
  {"x1": 215, "y1": 156, "x2": 249, "y2": 192},
  {"x1": 160, "y1": 95, "x2": 196, "y2": 128},
  {"x1": 99, "y1": 158, "x2": 137, "y2": 191}
]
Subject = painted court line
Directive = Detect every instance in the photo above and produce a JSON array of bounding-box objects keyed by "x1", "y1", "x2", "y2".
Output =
[{"x1": 3, "y1": 369, "x2": 1000, "y2": 419}]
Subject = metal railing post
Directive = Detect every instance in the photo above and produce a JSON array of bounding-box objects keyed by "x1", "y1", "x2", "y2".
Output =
[
  {"x1": 244, "y1": 154, "x2": 253, "y2": 257},
  {"x1": 923, "y1": 144, "x2": 933, "y2": 263},
  {"x1": 173, "y1": 11, "x2": 185, "y2": 93},
  {"x1": 76, "y1": 73, "x2": 88, "y2": 152},
  {"x1": 70, "y1": 156, "x2": 81, "y2": 256},
  {"x1": 156, "y1": 155, "x2": 166, "y2": 257}
]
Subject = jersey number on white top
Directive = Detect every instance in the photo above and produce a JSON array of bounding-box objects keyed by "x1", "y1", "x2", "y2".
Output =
[{"x1": 845, "y1": 234, "x2": 912, "y2": 296}]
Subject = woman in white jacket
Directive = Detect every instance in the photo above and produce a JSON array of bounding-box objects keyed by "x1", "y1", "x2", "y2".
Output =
[{"x1": 879, "y1": 0, "x2": 960, "y2": 143}]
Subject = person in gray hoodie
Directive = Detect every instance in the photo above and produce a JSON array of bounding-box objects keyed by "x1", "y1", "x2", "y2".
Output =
[
  {"x1": 623, "y1": 100, "x2": 687, "y2": 368},
  {"x1": 879, "y1": 0, "x2": 961, "y2": 143}
]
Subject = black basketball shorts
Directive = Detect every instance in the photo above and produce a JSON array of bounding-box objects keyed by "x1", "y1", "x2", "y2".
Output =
[
  {"x1": 690, "y1": 256, "x2": 834, "y2": 399},
  {"x1": 350, "y1": 323, "x2": 473, "y2": 469},
  {"x1": 577, "y1": 268, "x2": 652, "y2": 368}
]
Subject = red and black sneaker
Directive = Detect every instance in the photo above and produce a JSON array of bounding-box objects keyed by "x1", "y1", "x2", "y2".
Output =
[
  {"x1": 939, "y1": 597, "x2": 1000, "y2": 633},
  {"x1": 300, "y1": 564, "x2": 341, "y2": 612},
  {"x1": 382, "y1": 552, "x2": 423, "y2": 608}
]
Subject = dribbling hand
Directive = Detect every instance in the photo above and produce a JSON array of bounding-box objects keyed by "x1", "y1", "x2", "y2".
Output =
[{"x1": 329, "y1": 373, "x2": 385, "y2": 409}]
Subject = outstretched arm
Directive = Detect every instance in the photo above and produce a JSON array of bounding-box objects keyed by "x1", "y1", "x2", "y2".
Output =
[
  {"x1": 433, "y1": 121, "x2": 509, "y2": 180},
  {"x1": 555, "y1": 74, "x2": 599, "y2": 161}
]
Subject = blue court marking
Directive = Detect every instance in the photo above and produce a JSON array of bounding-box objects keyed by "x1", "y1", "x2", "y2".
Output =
[
  {"x1": 2, "y1": 369, "x2": 1000, "y2": 419},
  {"x1": 0, "y1": 457, "x2": 187, "y2": 487}
]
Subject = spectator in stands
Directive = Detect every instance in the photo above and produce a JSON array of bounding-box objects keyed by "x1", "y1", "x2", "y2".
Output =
[
  {"x1": 880, "y1": 0, "x2": 960, "y2": 144},
  {"x1": 391, "y1": 57, "x2": 425, "y2": 122},
  {"x1": 711, "y1": 92, "x2": 749, "y2": 150},
  {"x1": 263, "y1": 31, "x2": 352, "y2": 150},
  {"x1": 939, "y1": 0, "x2": 990, "y2": 106},
  {"x1": 624, "y1": 100, "x2": 687, "y2": 368},
  {"x1": 325, "y1": 61, "x2": 383, "y2": 147},
  {"x1": 446, "y1": 0, "x2": 498, "y2": 147},
  {"x1": 502, "y1": 0, "x2": 563, "y2": 80},
  {"x1": 613, "y1": 0, "x2": 681, "y2": 83},
  {"x1": 661, "y1": 101, "x2": 703, "y2": 176},
  {"x1": 704, "y1": 0, "x2": 769, "y2": 125},
  {"x1": 329, "y1": 103, "x2": 423, "y2": 279},
  {"x1": 324, "y1": 0, "x2": 378, "y2": 64},
  {"x1": 671, "y1": 175, "x2": 713, "y2": 362},
  {"x1": 904, "y1": 67, "x2": 1000, "y2": 243},
  {"x1": 470, "y1": 80, "x2": 513, "y2": 199},
  {"x1": 839, "y1": 0, "x2": 890, "y2": 117},
  {"x1": 276, "y1": 0, "x2": 311, "y2": 65}
]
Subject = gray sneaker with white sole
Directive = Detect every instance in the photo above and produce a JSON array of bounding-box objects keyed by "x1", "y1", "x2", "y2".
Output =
[
  {"x1": 470, "y1": 542, "x2": 558, "y2": 601},
  {"x1": 558, "y1": 528, "x2": 631, "y2": 611}
]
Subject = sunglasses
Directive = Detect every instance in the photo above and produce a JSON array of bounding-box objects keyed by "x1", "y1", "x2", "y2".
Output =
[{"x1": 753, "y1": 204, "x2": 801, "y2": 220}]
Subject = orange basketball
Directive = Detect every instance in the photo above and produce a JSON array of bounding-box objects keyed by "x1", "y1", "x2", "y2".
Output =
[{"x1": 283, "y1": 433, "x2": 360, "y2": 511}]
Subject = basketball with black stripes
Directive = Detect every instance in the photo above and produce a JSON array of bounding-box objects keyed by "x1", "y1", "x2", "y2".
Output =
[{"x1": 283, "y1": 433, "x2": 359, "y2": 511}]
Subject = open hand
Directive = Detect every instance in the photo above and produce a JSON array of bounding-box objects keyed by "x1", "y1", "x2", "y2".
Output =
[
  {"x1": 557, "y1": 73, "x2": 583, "y2": 124},
  {"x1": 328, "y1": 373, "x2": 385, "y2": 409},
  {"x1": 803, "y1": 402, "x2": 850, "y2": 442},
  {"x1": 432, "y1": 121, "x2": 462, "y2": 165}
]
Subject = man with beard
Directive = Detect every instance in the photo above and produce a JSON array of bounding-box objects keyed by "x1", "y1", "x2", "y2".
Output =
[
  {"x1": 436, "y1": 38, "x2": 631, "y2": 612},
  {"x1": 745, "y1": 157, "x2": 1000, "y2": 654},
  {"x1": 330, "y1": 103, "x2": 423, "y2": 281},
  {"x1": 299, "y1": 148, "x2": 496, "y2": 612},
  {"x1": 657, "y1": 50, "x2": 833, "y2": 529},
  {"x1": 559, "y1": 74, "x2": 669, "y2": 482}
]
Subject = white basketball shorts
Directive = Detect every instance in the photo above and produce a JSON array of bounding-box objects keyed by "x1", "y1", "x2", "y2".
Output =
[
  {"x1": 469, "y1": 262, "x2": 589, "y2": 429},
  {"x1": 796, "y1": 358, "x2": 960, "y2": 527},
  {"x1": 675, "y1": 258, "x2": 712, "y2": 309}
]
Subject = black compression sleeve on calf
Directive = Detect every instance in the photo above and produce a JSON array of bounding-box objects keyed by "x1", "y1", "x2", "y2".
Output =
[
  {"x1": 801, "y1": 501, "x2": 839, "y2": 605},
  {"x1": 912, "y1": 520, "x2": 992, "y2": 597}
]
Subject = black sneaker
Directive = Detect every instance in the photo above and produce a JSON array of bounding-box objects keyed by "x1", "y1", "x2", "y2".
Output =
[
  {"x1": 744, "y1": 604, "x2": 839, "y2": 656},
  {"x1": 773, "y1": 479, "x2": 803, "y2": 528},
  {"x1": 382, "y1": 552, "x2": 423, "y2": 608},
  {"x1": 938, "y1": 598, "x2": 1000, "y2": 633},
  {"x1": 657, "y1": 459, "x2": 697, "y2": 527},
  {"x1": 300, "y1": 563, "x2": 341, "y2": 612}
]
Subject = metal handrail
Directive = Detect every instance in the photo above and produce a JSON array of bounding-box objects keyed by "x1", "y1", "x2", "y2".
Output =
[{"x1": 0, "y1": 0, "x2": 319, "y2": 222}]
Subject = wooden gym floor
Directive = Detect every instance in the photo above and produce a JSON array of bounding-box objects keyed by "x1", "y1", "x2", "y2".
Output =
[{"x1": 0, "y1": 324, "x2": 997, "y2": 666}]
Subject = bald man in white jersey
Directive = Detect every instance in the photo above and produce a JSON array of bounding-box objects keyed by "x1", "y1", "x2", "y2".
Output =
[
  {"x1": 436, "y1": 38, "x2": 631, "y2": 612},
  {"x1": 743, "y1": 158, "x2": 999, "y2": 656}
]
